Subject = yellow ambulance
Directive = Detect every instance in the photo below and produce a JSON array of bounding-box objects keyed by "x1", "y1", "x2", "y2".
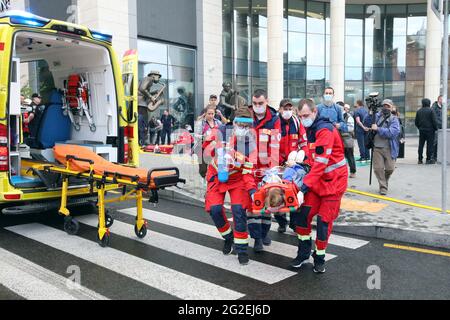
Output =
[{"x1": 0, "y1": 11, "x2": 140, "y2": 214}]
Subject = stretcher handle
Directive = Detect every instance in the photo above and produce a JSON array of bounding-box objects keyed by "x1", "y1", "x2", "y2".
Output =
[
  {"x1": 104, "y1": 171, "x2": 140, "y2": 183},
  {"x1": 147, "y1": 167, "x2": 180, "y2": 185},
  {"x1": 66, "y1": 155, "x2": 94, "y2": 165}
]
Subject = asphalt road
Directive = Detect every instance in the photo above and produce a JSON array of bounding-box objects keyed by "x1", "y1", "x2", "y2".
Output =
[{"x1": 0, "y1": 197, "x2": 449, "y2": 300}]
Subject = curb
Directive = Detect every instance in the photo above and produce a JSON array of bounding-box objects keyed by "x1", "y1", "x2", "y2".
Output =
[
  {"x1": 159, "y1": 188, "x2": 450, "y2": 251},
  {"x1": 332, "y1": 224, "x2": 450, "y2": 251}
]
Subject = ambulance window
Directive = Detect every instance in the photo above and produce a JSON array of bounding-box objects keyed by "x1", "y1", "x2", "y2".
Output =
[{"x1": 20, "y1": 60, "x2": 55, "y2": 102}]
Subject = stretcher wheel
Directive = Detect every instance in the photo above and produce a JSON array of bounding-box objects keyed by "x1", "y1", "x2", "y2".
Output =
[
  {"x1": 134, "y1": 224, "x2": 147, "y2": 239},
  {"x1": 105, "y1": 212, "x2": 114, "y2": 228},
  {"x1": 73, "y1": 123, "x2": 81, "y2": 131},
  {"x1": 64, "y1": 217, "x2": 80, "y2": 235},
  {"x1": 98, "y1": 233, "x2": 110, "y2": 248},
  {"x1": 89, "y1": 123, "x2": 96, "y2": 132}
]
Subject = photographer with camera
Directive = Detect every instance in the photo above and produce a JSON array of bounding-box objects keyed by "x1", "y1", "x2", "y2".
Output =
[{"x1": 366, "y1": 97, "x2": 400, "y2": 195}]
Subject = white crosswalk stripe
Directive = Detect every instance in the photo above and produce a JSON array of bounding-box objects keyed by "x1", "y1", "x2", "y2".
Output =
[
  {"x1": 0, "y1": 248, "x2": 108, "y2": 300},
  {"x1": 268, "y1": 224, "x2": 369, "y2": 249},
  {"x1": 119, "y1": 208, "x2": 337, "y2": 262},
  {"x1": 77, "y1": 215, "x2": 297, "y2": 285},
  {"x1": 6, "y1": 224, "x2": 245, "y2": 300}
]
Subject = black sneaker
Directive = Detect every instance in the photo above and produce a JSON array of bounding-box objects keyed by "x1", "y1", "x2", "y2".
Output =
[
  {"x1": 253, "y1": 239, "x2": 264, "y2": 253},
  {"x1": 222, "y1": 238, "x2": 234, "y2": 255},
  {"x1": 312, "y1": 252, "x2": 326, "y2": 274},
  {"x1": 238, "y1": 253, "x2": 249, "y2": 265},
  {"x1": 263, "y1": 235, "x2": 272, "y2": 246},
  {"x1": 290, "y1": 254, "x2": 311, "y2": 269},
  {"x1": 313, "y1": 263, "x2": 326, "y2": 274},
  {"x1": 278, "y1": 225, "x2": 287, "y2": 234},
  {"x1": 418, "y1": 160, "x2": 423, "y2": 164}
]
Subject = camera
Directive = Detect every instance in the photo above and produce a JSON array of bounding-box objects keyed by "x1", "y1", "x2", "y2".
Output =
[{"x1": 365, "y1": 92, "x2": 382, "y2": 113}]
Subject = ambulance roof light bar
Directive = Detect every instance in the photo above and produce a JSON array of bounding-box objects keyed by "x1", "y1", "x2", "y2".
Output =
[
  {"x1": 0, "y1": 10, "x2": 50, "y2": 28},
  {"x1": 90, "y1": 29, "x2": 113, "y2": 44}
]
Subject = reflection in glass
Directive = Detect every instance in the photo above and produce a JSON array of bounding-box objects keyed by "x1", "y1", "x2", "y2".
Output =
[
  {"x1": 288, "y1": 80, "x2": 306, "y2": 100},
  {"x1": 345, "y1": 67, "x2": 363, "y2": 81},
  {"x1": 307, "y1": 34, "x2": 325, "y2": 66},
  {"x1": 407, "y1": 4, "x2": 427, "y2": 36},
  {"x1": 406, "y1": 35, "x2": 426, "y2": 67},
  {"x1": 306, "y1": 1, "x2": 325, "y2": 34},
  {"x1": 168, "y1": 65, "x2": 195, "y2": 129},
  {"x1": 345, "y1": 36, "x2": 363, "y2": 68},
  {"x1": 288, "y1": 32, "x2": 306, "y2": 63},
  {"x1": 386, "y1": 36, "x2": 406, "y2": 67},
  {"x1": 168, "y1": 46, "x2": 195, "y2": 68},
  {"x1": 138, "y1": 40, "x2": 167, "y2": 64},
  {"x1": 234, "y1": 0, "x2": 251, "y2": 61},
  {"x1": 385, "y1": 5, "x2": 407, "y2": 36},
  {"x1": 252, "y1": 0, "x2": 267, "y2": 28},
  {"x1": 223, "y1": 0, "x2": 232, "y2": 57},
  {"x1": 252, "y1": 27, "x2": 267, "y2": 62},
  {"x1": 306, "y1": 80, "x2": 325, "y2": 103},
  {"x1": 307, "y1": 66, "x2": 325, "y2": 81},
  {"x1": 288, "y1": 0, "x2": 305, "y2": 33},
  {"x1": 344, "y1": 81, "x2": 363, "y2": 106},
  {"x1": 346, "y1": 5, "x2": 364, "y2": 36}
]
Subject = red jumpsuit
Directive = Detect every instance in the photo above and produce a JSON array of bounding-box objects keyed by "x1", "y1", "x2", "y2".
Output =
[
  {"x1": 293, "y1": 118, "x2": 348, "y2": 261},
  {"x1": 250, "y1": 106, "x2": 281, "y2": 240},
  {"x1": 204, "y1": 131, "x2": 257, "y2": 254}
]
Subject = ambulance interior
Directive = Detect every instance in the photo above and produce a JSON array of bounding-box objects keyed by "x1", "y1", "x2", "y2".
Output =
[{"x1": 8, "y1": 31, "x2": 120, "y2": 189}]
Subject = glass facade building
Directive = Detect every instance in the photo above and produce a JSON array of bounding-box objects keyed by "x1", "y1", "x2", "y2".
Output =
[
  {"x1": 223, "y1": 0, "x2": 449, "y2": 133},
  {"x1": 138, "y1": 39, "x2": 197, "y2": 130}
]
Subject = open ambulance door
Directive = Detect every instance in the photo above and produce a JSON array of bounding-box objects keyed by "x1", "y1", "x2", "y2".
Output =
[{"x1": 121, "y1": 49, "x2": 139, "y2": 167}]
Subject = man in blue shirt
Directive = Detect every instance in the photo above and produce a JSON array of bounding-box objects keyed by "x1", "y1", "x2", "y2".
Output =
[
  {"x1": 317, "y1": 87, "x2": 348, "y2": 134},
  {"x1": 354, "y1": 100, "x2": 370, "y2": 161}
]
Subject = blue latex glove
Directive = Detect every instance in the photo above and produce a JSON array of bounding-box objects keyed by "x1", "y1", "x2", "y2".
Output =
[{"x1": 300, "y1": 184, "x2": 309, "y2": 195}]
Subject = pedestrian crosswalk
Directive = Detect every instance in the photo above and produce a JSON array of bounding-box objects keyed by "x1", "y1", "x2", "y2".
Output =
[{"x1": 1, "y1": 207, "x2": 370, "y2": 300}]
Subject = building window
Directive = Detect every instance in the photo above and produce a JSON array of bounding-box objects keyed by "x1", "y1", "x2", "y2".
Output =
[{"x1": 138, "y1": 39, "x2": 196, "y2": 130}]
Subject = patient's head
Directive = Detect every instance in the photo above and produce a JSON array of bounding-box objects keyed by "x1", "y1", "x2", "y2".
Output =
[{"x1": 265, "y1": 188, "x2": 285, "y2": 210}]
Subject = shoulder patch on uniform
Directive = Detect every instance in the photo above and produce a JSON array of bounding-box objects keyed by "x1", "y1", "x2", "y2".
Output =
[{"x1": 316, "y1": 146, "x2": 325, "y2": 155}]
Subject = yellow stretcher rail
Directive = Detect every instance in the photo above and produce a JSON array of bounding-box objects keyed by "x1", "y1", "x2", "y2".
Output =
[{"x1": 45, "y1": 155, "x2": 184, "y2": 247}]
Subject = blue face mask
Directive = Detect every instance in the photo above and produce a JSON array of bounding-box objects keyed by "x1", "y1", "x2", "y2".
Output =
[
  {"x1": 301, "y1": 118, "x2": 314, "y2": 128},
  {"x1": 323, "y1": 95, "x2": 333, "y2": 102}
]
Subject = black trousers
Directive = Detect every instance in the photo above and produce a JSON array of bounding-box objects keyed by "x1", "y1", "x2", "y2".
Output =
[
  {"x1": 345, "y1": 147, "x2": 357, "y2": 174},
  {"x1": 418, "y1": 130, "x2": 435, "y2": 162},
  {"x1": 161, "y1": 128, "x2": 171, "y2": 145},
  {"x1": 433, "y1": 131, "x2": 439, "y2": 161}
]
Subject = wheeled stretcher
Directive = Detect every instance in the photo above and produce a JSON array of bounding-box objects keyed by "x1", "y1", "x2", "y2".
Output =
[{"x1": 45, "y1": 145, "x2": 185, "y2": 247}]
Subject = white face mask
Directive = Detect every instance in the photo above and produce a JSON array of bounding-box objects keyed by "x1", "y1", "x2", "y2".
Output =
[
  {"x1": 253, "y1": 105, "x2": 266, "y2": 115},
  {"x1": 282, "y1": 111, "x2": 293, "y2": 120},
  {"x1": 301, "y1": 118, "x2": 314, "y2": 128},
  {"x1": 235, "y1": 127, "x2": 249, "y2": 137}
]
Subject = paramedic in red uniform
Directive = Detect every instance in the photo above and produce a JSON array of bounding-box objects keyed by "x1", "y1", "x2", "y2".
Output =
[
  {"x1": 204, "y1": 107, "x2": 258, "y2": 265},
  {"x1": 249, "y1": 89, "x2": 281, "y2": 252},
  {"x1": 290, "y1": 99, "x2": 348, "y2": 274},
  {"x1": 276, "y1": 98, "x2": 308, "y2": 233}
]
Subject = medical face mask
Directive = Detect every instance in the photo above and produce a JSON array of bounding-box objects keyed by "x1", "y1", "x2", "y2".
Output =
[
  {"x1": 323, "y1": 95, "x2": 334, "y2": 103},
  {"x1": 253, "y1": 105, "x2": 267, "y2": 115},
  {"x1": 235, "y1": 127, "x2": 250, "y2": 137},
  {"x1": 282, "y1": 111, "x2": 293, "y2": 120},
  {"x1": 301, "y1": 118, "x2": 314, "y2": 128}
]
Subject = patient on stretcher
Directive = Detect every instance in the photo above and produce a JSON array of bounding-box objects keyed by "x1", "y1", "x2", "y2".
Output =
[{"x1": 253, "y1": 151, "x2": 308, "y2": 213}]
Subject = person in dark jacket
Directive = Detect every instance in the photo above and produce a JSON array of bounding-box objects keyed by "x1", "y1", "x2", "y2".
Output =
[
  {"x1": 415, "y1": 98, "x2": 438, "y2": 164},
  {"x1": 432, "y1": 95, "x2": 443, "y2": 162},
  {"x1": 160, "y1": 109, "x2": 176, "y2": 145}
]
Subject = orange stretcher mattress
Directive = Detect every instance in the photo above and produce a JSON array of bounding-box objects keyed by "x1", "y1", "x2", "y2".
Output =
[{"x1": 53, "y1": 145, "x2": 179, "y2": 189}]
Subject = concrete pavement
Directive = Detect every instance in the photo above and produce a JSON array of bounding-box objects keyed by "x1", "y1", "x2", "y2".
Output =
[{"x1": 139, "y1": 136, "x2": 450, "y2": 250}]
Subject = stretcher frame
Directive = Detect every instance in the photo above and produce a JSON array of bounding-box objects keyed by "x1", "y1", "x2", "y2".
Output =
[{"x1": 44, "y1": 154, "x2": 184, "y2": 247}]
